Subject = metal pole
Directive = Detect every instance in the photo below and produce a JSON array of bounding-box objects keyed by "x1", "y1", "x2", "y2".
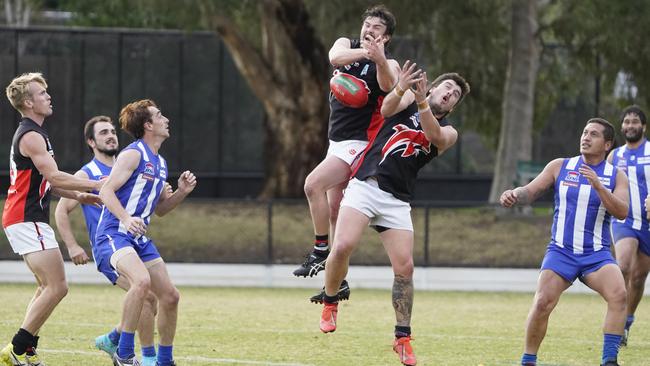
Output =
[
  {"x1": 267, "y1": 200, "x2": 273, "y2": 264},
  {"x1": 424, "y1": 205, "x2": 430, "y2": 267}
]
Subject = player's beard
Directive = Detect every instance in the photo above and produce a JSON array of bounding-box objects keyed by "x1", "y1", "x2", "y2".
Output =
[
  {"x1": 98, "y1": 146, "x2": 118, "y2": 157},
  {"x1": 624, "y1": 127, "x2": 644, "y2": 143}
]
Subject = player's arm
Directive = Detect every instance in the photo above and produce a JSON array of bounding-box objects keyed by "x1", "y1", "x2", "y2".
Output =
[
  {"x1": 328, "y1": 37, "x2": 366, "y2": 67},
  {"x1": 54, "y1": 170, "x2": 91, "y2": 265},
  {"x1": 412, "y1": 71, "x2": 457, "y2": 153},
  {"x1": 500, "y1": 158, "x2": 561, "y2": 207},
  {"x1": 582, "y1": 167, "x2": 628, "y2": 220},
  {"x1": 155, "y1": 171, "x2": 197, "y2": 217},
  {"x1": 20, "y1": 131, "x2": 102, "y2": 192},
  {"x1": 381, "y1": 60, "x2": 420, "y2": 118},
  {"x1": 606, "y1": 149, "x2": 615, "y2": 164},
  {"x1": 99, "y1": 149, "x2": 147, "y2": 236}
]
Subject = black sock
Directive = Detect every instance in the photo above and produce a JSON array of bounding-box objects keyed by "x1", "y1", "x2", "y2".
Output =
[
  {"x1": 32, "y1": 336, "x2": 39, "y2": 349},
  {"x1": 395, "y1": 326, "x2": 411, "y2": 338},
  {"x1": 323, "y1": 293, "x2": 339, "y2": 304},
  {"x1": 11, "y1": 328, "x2": 34, "y2": 355},
  {"x1": 314, "y1": 235, "x2": 329, "y2": 254}
]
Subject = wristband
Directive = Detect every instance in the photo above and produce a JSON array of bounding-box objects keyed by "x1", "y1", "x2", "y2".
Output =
[
  {"x1": 417, "y1": 100, "x2": 428, "y2": 110},
  {"x1": 395, "y1": 84, "x2": 406, "y2": 97},
  {"x1": 418, "y1": 106, "x2": 430, "y2": 114}
]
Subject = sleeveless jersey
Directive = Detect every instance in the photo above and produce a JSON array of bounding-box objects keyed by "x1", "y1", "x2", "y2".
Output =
[
  {"x1": 354, "y1": 103, "x2": 446, "y2": 202},
  {"x1": 611, "y1": 140, "x2": 650, "y2": 231},
  {"x1": 95, "y1": 140, "x2": 167, "y2": 244},
  {"x1": 550, "y1": 156, "x2": 617, "y2": 254},
  {"x1": 2, "y1": 118, "x2": 54, "y2": 227},
  {"x1": 328, "y1": 39, "x2": 388, "y2": 142},
  {"x1": 80, "y1": 158, "x2": 112, "y2": 246}
]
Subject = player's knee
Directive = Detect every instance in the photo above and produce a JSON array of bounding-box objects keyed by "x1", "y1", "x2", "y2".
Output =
[
  {"x1": 160, "y1": 287, "x2": 180, "y2": 309},
  {"x1": 607, "y1": 286, "x2": 627, "y2": 308},
  {"x1": 132, "y1": 276, "x2": 152, "y2": 295},
  {"x1": 532, "y1": 293, "x2": 557, "y2": 315},
  {"x1": 329, "y1": 206, "x2": 340, "y2": 224},
  {"x1": 619, "y1": 265, "x2": 632, "y2": 280},
  {"x1": 51, "y1": 280, "x2": 69, "y2": 301},
  {"x1": 630, "y1": 270, "x2": 649, "y2": 289},
  {"x1": 331, "y1": 240, "x2": 354, "y2": 257},
  {"x1": 393, "y1": 259, "x2": 414, "y2": 278},
  {"x1": 144, "y1": 291, "x2": 158, "y2": 315}
]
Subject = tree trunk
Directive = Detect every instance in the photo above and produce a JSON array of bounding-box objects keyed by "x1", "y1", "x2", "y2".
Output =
[
  {"x1": 488, "y1": 0, "x2": 540, "y2": 203},
  {"x1": 201, "y1": 0, "x2": 329, "y2": 198}
]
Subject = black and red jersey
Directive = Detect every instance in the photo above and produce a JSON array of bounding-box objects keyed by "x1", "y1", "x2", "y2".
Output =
[
  {"x1": 2, "y1": 118, "x2": 53, "y2": 227},
  {"x1": 328, "y1": 39, "x2": 388, "y2": 142},
  {"x1": 353, "y1": 103, "x2": 448, "y2": 202}
]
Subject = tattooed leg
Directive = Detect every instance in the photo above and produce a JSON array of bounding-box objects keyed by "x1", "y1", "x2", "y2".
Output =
[{"x1": 393, "y1": 274, "x2": 414, "y2": 326}]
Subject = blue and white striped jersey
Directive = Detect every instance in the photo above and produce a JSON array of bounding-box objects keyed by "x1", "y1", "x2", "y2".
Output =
[
  {"x1": 80, "y1": 158, "x2": 112, "y2": 246},
  {"x1": 611, "y1": 139, "x2": 650, "y2": 231},
  {"x1": 550, "y1": 156, "x2": 617, "y2": 254},
  {"x1": 95, "y1": 140, "x2": 167, "y2": 245}
]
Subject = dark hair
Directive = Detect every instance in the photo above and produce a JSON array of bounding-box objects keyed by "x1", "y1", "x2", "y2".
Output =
[
  {"x1": 430, "y1": 72, "x2": 471, "y2": 108},
  {"x1": 362, "y1": 4, "x2": 396, "y2": 37},
  {"x1": 621, "y1": 105, "x2": 646, "y2": 125},
  {"x1": 84, "y1": 115, "x2": 114, "y2": 153},
  {"x1": 119, "y1": 99, "x2": 156, "y2": 139},
  {"x1": 586, "y1": 117, "x2": 615, "y2": 143}
]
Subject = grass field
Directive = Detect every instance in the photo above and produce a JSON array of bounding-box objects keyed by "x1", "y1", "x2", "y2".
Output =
[{"x1": 1, "y1": 284, "x2": 649, "y2": 365}]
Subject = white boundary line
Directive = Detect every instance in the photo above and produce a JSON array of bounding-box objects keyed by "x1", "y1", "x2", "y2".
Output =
[
  {"x1": 0, "y1": 260, "x2": 623, "y2": 293},
  {"x1": 41, "y1": 349, "x2": 316, "y2": 366}
]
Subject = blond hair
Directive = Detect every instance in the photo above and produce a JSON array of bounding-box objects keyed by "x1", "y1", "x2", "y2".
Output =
[{"x1": 6, "y1": 72, "x2": 48, "y2": 112}]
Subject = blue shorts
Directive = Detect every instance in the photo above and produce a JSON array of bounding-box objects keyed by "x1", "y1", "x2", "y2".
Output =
[
  {"x1": 94, "y1": 233, "x2": 162, "y2": 284},
  {"x1": 612, "y1": 221, "x2": 650, "y2": 257},
  {"x1": 541, "y1": 244, "x2": 617, "y2": 283}
]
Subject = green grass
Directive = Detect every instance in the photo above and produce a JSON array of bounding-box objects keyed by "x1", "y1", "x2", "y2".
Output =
[
  {"x1": 0, "y1": 199, "x2": 554, "y2": 267},
  {"x1": 1, "y1": 284, "x2": 649, "y2": 365}
]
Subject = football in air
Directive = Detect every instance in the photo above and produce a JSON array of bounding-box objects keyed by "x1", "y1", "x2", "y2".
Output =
[{"x1": 330, "y1": 71, "x2": 370, "y2": 108}]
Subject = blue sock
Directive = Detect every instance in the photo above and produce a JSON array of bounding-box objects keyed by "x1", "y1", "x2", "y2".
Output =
[
  {"x1": 116, "y1": 331, "x2": 135, "y2": 359},
  {"x1": 602, "y1": 333, "x2": 622, "y2": 363},
  {"x1": 108, "y1": 328, "x2": 120, "y2": 346},
  {"x1": 142, "y1": 345, "x2": 156, "y2": 358},
  {"x1": 625, "y1": 315, "x2": 635, "y2": 330},
  {"x1": 157, "y1": 344, "x2": 174, "y2": 365},
  {"x1": 521, "y1": 353, "x2": 537, "y2": 365}
]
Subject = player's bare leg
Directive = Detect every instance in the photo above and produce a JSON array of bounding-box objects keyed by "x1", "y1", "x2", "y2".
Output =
[{"x1": 148, "y1": 261, "x2": 180, "y2": 366}]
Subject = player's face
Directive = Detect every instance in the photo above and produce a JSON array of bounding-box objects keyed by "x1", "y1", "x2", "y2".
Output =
[
  {"x1": 26, "y1": 82, "x2": 52, "y2": 118},
  {"x1": 427, "y1": 79, "x2": 462, "y2": 116},
  {"x1": 360, "y1": 16, "x2": 388, "y2": 44},
  {"x1": 621, "y1": 112, "x2": 645, "y2": 143},
  {"x1": 580, "y1": 123, "x2": 610, "y2": 156},
  {"x1": 147, "y1": 106, "x2": 170, "y2": 139},
  {"x1": 91, "y1": 121, "x2": 118, "y2": 156}
]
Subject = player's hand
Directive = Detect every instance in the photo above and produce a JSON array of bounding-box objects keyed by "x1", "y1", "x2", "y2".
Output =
[
  {"x1": 93, "y1": 177, "x2": 107, "y2": 191},
  {"x1": 361, "y1": 34, "x2": 386, "y2": 63},
  {"x1": 578, "y1": 164, "x2": 602, "y2": 189},
  {"x1": 397, "y1": 60, "x2": 423, "y2": 92},
  {"x1": 413, "y1": 71, "x2": 429, "y2": 104},
  {"x1": 124, "y1": 216, "x2": 147, "y2": 236},
  {"x1": 67, "y1": 244, "x2": 90, "y2": 265},
  {"x1": 177, "y1": 170, "x2": 197, "y2": 194},
  {"x1": 500, "y1": 189, "x2": 518, "y2": 208},
  {"x1": 77, "y1": 192, "x2": 102, "y2": 207}
]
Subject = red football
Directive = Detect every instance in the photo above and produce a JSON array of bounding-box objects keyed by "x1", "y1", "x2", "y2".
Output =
[{"x1": 329, "y1": 71, "x2": 370, "y2": 108}]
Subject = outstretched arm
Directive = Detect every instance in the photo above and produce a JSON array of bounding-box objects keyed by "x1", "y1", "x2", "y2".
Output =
[
  {"x1": 500, "y1": 159, "x2": 562, "y2": 207},
  {"x1": 21, "y1": 131, "x2": 102, "y2": 192},
  {"x1": 381, "y1": 60, "x2": 421, "y2": 118}
]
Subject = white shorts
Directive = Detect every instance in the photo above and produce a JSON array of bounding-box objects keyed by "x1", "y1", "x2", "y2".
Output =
[
  {"x1": 341, "y1": 178, "x2": 413, "y2": 231},
  {"x1": 327, "y1": 139, "x2": 368, "y2": 165},
  {"x1": 4, "y1": 222, "x2": 59, "y2": 255}
]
